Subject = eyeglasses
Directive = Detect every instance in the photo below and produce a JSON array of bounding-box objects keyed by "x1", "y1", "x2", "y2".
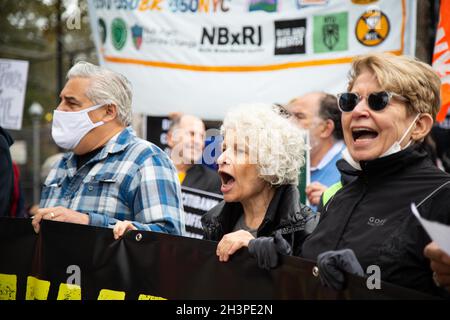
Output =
[
  {"x1": 272, "y1": 104, "x2": 291, "y2": 119},
  {"x1": 336, "y1": 91, "x2": 407, "y2": 113}
]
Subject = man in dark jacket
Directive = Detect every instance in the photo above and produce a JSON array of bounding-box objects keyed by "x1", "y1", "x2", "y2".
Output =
[
  {"x1": 0, "y1": 126, "x2": 14, "y2": 217},
  {"x1": 167, "y1": 114, "x2": 221, "y2": 194}
]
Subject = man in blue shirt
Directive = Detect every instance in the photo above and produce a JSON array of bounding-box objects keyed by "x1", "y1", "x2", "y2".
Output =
[
  {"x1": 287, "y1": 92, "x2": 344, "y2": 210},
  {"x1": 32, "y1": 62, "x2": 185, "y2": 237}
]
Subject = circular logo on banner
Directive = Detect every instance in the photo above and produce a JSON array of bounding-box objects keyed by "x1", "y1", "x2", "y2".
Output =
[
  {"x1": 98, "y1": 18, "x2": 107, "y2": 44},
  {"x1": 355, "y1": 8, "x2": 390, "y2": 46},
  {"x1": 111, "y1": 18, "x2": 127, "y2": 50}
]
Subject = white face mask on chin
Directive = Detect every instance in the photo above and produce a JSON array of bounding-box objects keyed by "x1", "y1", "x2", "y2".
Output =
[
  {"x1": 51, "y1": 104, "x2": 105, "y2": 150},
  {"x1": 379, "y1": 113, "x2": 421, "y2": 158},
  {"x1": 342, "y1": 113, "x2": 421, "y2": 170}
]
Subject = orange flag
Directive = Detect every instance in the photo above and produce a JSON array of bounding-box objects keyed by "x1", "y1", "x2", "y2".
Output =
[{"x1": 433, "y1": 0, "x2": 450, "y2": 122}]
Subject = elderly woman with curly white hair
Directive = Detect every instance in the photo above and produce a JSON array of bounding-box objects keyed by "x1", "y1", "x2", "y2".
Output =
[{"x1": 201, "y1": 103, "x2": 318, "y2": 268}]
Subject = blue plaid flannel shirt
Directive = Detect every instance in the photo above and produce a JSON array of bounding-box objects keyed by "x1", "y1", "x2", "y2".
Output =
[{"x1": 40, "y1": 127, "x2": 185, "y2": 235}]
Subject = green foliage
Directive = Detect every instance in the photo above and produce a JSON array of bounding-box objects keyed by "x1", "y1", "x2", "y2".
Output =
[
  {"x1": 0, "y1": 0, "x2": 98, "y2": 127},
  {"x1": 1, "y1": 0, "x2": 99, "y2": 206}
]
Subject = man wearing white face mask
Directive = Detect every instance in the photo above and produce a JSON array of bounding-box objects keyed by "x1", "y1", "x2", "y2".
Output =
[
  {"x1": 300, "y1": 53, "x2": 450, "y2": 297},
  {"x1": 31, "y1": 61, "x2": 185, "y2": 238},
  {"x1": 287, "y1": 92, "x2": 344, "y2": 209}
]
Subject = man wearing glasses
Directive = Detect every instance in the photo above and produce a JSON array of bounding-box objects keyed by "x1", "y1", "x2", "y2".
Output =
[{"x1": 286, "y1": 92, "x2": 344, "y2": 209}]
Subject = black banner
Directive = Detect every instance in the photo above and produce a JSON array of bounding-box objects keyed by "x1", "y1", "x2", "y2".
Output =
[
  {"x1": 182, "y1": 186, "x2": 223, "y2": 239},
  {"x1": 0, "y1": 218, "x2": 435, "y2": 300}
]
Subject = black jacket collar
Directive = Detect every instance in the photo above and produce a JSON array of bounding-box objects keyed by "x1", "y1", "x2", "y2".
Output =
[
  {"x1": 337, "y1": 145, "x2": 429, "y2": 179},
  {"x1": 201, "y1": 184, "x2": 303, "y2": 240}
]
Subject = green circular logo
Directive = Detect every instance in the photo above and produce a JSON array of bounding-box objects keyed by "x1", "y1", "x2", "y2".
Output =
[{"x1": 111, "y1": 18, "x2": 127, "y2": 50}]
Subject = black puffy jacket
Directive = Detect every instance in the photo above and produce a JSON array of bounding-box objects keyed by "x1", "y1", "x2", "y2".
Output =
[
  {"x1": 302, "y1": 145, "x2": 450, "y2": 296},
  {"x1": 201, "y1": 184, "x2": 318, "y2": 256}
]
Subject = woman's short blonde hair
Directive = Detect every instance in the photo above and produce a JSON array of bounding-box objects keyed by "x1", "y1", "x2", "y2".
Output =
[
  {"x1": 221, "y1": 103, "x2": 307, "y2": 186},
  {"x1": 347, "y1": 53, "x2": 441, "y2": 120}
]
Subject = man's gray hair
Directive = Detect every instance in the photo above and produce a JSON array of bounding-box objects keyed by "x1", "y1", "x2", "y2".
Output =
[{"x1": 67, "y1": 61, "x2": 132, "y2": 126}]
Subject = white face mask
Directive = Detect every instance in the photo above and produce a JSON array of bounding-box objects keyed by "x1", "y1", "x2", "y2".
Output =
[
  {"x1": 342, "y1": 147, "x2": 362, "y2": 171},
  {"x1": 51, "y1": 104, "x2": 105, "y2": 150},
  {"x1": 380, "y1": 113, "x2": 421, "y2": 158}
]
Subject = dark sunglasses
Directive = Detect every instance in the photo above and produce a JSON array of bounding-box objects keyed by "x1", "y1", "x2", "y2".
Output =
[{"x1": 336, "y1": 91, "x2": 407, "y2": 112}]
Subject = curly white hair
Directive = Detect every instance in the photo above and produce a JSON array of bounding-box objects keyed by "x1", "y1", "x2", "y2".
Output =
[{"x1": 221, "y1": 103, "x2": 307, "y2": 186}]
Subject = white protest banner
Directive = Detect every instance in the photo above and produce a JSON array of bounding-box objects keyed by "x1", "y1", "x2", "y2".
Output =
[
  {"x1": 0, "y1": 59, "x2": 29, "y2": 130},
  {"x1": 88, "y1": 0, "x2": 416, "y2": 120}
]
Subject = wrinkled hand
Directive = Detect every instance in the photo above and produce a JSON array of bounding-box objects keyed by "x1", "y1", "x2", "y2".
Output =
[
  {"x1": 216, "y1": 230, "x2": 255, "y2": 262},
  {"x1": 316, "y1": 248, "x2": 364, "y2": 291},
  {"x1": 306, "y1": 182, "x2": 328, "y2": 206},
  {"x1": 113, "y1": 220, "x2": 137, "y2": 240},
  {"x1": 424, "y1": 241, "x2": 450, "y2": 291},
  {"x1": 248, "y1": 230, "x2": 292, "y2": 270},
  {"x1": 31, "y1": 206, "x2": 89, "y2": 233}
]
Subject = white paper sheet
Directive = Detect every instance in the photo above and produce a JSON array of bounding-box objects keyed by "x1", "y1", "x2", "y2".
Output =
[{"x1": 411, "y1": 203, "x2": 450, "y2": 256}]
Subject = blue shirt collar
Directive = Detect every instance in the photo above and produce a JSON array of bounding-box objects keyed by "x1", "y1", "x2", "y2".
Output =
[{"x1": 61, "y1": 126, "x2": 135, "y2": 173}]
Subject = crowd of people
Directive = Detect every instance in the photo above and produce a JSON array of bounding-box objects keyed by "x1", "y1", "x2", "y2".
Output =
[{"x1": 1, "y1": 52, "x2": 450, "y2": 298}]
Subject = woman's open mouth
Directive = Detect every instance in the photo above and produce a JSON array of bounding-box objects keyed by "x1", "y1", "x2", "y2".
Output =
[
  {"x1": 219, "y1": 171, "x2": 235, "y2": 193},
  {"x1": 352, "y1": 127, "x2": 379, "y2": 144}
]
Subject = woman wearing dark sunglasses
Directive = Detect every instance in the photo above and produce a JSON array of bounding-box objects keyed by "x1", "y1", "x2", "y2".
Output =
[{"x1": 301, "y1": 52, "x2": 450, "y2": 297}]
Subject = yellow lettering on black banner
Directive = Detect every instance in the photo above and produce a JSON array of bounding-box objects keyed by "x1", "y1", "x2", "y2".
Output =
[
  {"x1": 57, "y1": 283, "x2": 81, "y2": 300},
  {"x1": 26, "y1": 276, "x2": 50, "y2": 300},
  {"x1": 138, "y1": 294, "x2": 167, "y2": 300},
  {"x1": 97, "y1": 289, "x2": 125, "y2": 300},
  {"x1": 0, "y1": 273, "x2": 17, "y2": 300}
]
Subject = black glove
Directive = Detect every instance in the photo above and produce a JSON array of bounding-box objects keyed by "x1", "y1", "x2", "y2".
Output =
[
  {"x1": 316, "y1": 248, "x2": 364, "y2": 291},
  {"x1": 248, "y1": 231, "x2": 292, "y2": 270}
]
